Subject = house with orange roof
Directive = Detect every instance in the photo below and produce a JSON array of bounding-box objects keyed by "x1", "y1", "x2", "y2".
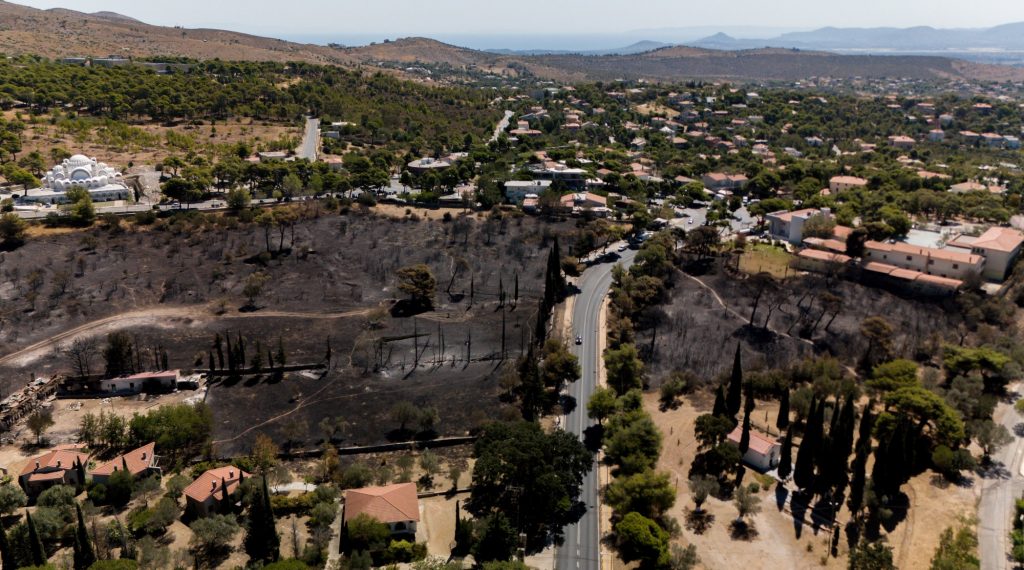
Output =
[
  {"x1": 20, "y1": 448, "x2": 89, "y2": 495},
  {"x1": 863, "y1": 240, "x2": 984, "y2": 281},
  {"x1": 184, "y1": 466, "x2": 249, "y2": 517},
  {"x1": 727, "y1": 427, "x2": 781, "y2": 472},
  {"x1": 343, "y1": 483, "x2": 420, "y2": 537},
  {"x1": 829, "y1": 176, "x2": 868, "y2": 193},
  {"x1": 950, "y1": 227, "x2": 1024, "y2": 281},
  {"x1": 90, "y1": 442, "x2": 159, "y2": 486}
]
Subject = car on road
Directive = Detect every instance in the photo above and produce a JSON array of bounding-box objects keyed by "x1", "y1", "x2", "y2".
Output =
[
  {"x1": 575, "y1": 335, "x2": 583, "y2": 345},
  {"x1": 617, "y1": 244, "x2": 628, "y2": 252},
  {"x1": 688, "y1": 219, "x2": 694, "y2": 224}
]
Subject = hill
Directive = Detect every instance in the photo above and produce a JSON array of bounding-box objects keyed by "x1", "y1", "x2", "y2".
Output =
[{"x1": 0, "y1": 1, "x2": 1021, "y2": 83}]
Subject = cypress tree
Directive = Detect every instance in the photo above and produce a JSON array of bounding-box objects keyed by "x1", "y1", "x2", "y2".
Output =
[
  {"x1": 0, "y1": 519, "x2": 16, "y2": 570},
  {"x1": 75, "y1": 457, "x2": 86, "y2": 486},
  {"x1": 73, "y1": 503, "x2": 96, "y2": 570},
  {"x1": 726, "y1": 344, "x2": 743, "y2": 418},
  {"x1": 739, "y1": 409, "x2": 751, "y2": 455},
  {"x1": 220, "y1": 477, "x2": 231, "y2": 507},
  {"x1": 794, "y1": 397, "x2": 820, "y2": 491},
  {"x1": 776, "y1": 386, "x2": 790, "y2": 431},
  {"x1": 26, "y1": 510, "x2": 46, "y2": 567},
  {"x1": 712, "y1": 384, "x2": 729, "y2": 418},
  {"x1": 778, "y1": 429, "x2": 793, "y2": 480},
  {"x1": 244, "y1": 475, "x2": 280, "y2": 564}
]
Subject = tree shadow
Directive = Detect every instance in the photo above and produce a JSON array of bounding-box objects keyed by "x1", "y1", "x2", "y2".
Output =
[
  {"x1": 729, "y1": 520, "x2": 759, "y2": 541},
  {"x1": 977, "y1": 459, "x2": 1012, "y2": 480},
  {"x1": 790, "y1": 490, "x2": 809, "y2": 539},
  {"x1": 685, "y1": 510, "x2": 715, "y2": 535},
  {"x1": 1014, "y1": 422, "x2": 1024, "y2": 437},
  {"x1": 390, "y1": 299, "x2": 431, "y2": 318},
  {"x1": 583, "y1": 424, "x2": 604, "y2": 453},
  {"x1": 775, "y1": 483, "x2": 789, "y2": 511},
  {"x1": 879, "y1": 491, "x2": 910, "y2": 534},
  {"x1": 559, "y1": 394, "x2": 577, "y2": 416}
]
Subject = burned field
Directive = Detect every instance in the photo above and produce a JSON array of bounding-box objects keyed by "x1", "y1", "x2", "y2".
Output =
[
  {"x1": 0, "y1": 207, "x2": 577, "y2": 451},
  {"x1": 640, "y1": 259, "x2": 964, "y2": 384}
]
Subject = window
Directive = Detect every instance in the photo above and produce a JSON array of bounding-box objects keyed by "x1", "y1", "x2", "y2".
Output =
[
  {"x1": 953, "y1": 264, "x2": 959, "y2": 269},
  {"x1": 906, "y1": 255, "x2": 912, "y2": 261},
  {"x1": 928, "y1": 259, "x2": 934, "y2": 265}
]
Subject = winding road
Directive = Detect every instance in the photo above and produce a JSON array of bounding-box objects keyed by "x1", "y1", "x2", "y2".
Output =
[
  {"x1": 556, "y1": 245, "x2": 637, "y2": 570},
  {"x1": 978, "y1": 383, "x2": 1024, "y2": 570}
]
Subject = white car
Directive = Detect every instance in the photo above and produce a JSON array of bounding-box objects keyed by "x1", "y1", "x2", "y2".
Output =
[{"x1": 617, "y1": 244, "x2": 628, "y2": 252}]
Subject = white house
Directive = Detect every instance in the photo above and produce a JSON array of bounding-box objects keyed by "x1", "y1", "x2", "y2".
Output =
[
  {"x1": 101, "y1": 370, "x2": 180, "y2": 394},
  {"x1": 863, "y1": 241, "x2": 984, "y2": 281},
  {"x1": 949, "y1": 227, "x2": 1024, "y2": 281},
  {"x1": 727, "y1": 427, "x2": 781, "y2": 472},
  {"x1": 504, "y1": 180, "x2": 551, "y2": 204},
  {"x1": 766, "y1": 208, "x2": 832, "y2": 244}
]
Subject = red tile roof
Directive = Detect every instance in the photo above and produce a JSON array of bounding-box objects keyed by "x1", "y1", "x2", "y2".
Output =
[
  {"x1": 344, "y1": 483, "x2": 420, "y2": 524},
  {"x1": 727, "y1": 427, "x2": 778, "y2": 456},
  {"x1": 184, "y1": 466, "x2": 249, "y2": 503},
  {"x1": 20, "y1": 449, "x2": 89, "y2": 477},
  {"x1": 970, "y1": 227, "x2": 1024, "y2": 253},
  {"x1": 90, "y1": 442, "x2": 156, "y2": 477}
]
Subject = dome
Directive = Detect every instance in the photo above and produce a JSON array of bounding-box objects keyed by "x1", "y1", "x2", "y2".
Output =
[{"x1": 67, "y1": 154, "x2": 91, "y2": 167}]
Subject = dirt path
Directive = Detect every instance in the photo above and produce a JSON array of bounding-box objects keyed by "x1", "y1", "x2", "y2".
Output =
[
  {"x1": 681, "y1": 271, "x2": 814, "y2": 347},
  {"x1": 0, "y1": 305, "x2": 373, "y2": 368}
]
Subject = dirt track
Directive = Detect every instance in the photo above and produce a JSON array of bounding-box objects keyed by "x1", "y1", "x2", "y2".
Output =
[{"x1": 0, "y1": 304, "x2": 372, "y2": 368}]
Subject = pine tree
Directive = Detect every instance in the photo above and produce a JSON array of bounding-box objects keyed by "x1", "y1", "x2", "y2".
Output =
[
  {"x1": 26, "y1": 510, "x2": 46, "y2": 567},
  {"x1": 778, "y1": 429, "x2": 793, "y2": 480},
  {"x1": 244, "y1": 475, "x2": 280, "y2": 564},
  {"x1": 712, "y1": 384, "x2": 729, "y2": 418},
  {"x1": 73, "y1": 503, "x2": 96, "y2": 570},
  {"x1": 726, "y1": 344, "x2": 743, "y2": 418},
  {"x1": 0, "y1": 519, "x2": 16, "y2": 570},
  {"x1": 794, "y1": 397, "x2": 821, "y2": 491},
  {"x1": 776, "y1": 387, "x2": 790, "y2": 431}
]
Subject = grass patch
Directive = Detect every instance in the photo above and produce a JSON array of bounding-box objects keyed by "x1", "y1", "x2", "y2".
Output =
[{"x1": 738, "y1": 243, "x2": 795, "y2": 279}]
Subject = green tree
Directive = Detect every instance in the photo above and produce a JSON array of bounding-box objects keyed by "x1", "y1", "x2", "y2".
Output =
[
  {"x1": 467, "y1": 422, "x2": 591, "y2": 549},
  {"x1": 605, "y1": 344, "x2": 644, "y2": 395},
  {"x1": 26, "y1": 510, "x2": 46, "y2": 567},
  {"x1": 0, "y1": 483, "x2": 27, "y2": 515},
  {"x1": 849, "y1": 541, "x2": 896, "y2": 569},
  {"x1": 614, "y1": 512, "x2": 670, "y2": 568},
  {"x1": 188, "y1": 515, "x2": 239, "y2": 569},
  {"x1": 776, "y1": 387, "x2": 790, "y2": 431},
  {"x1": 778, "y1": 429, "x2": 794, "y2": 480},
  {"x1": 244, "y1": 476, "x2": 280, "y2": 564},
  {"x1": 605, "y1": 412, "x2": 662, "y2": 475},
  {"x1": 540, "y1": 339, "x2": 580, "y2": 390},
  {"x1": 604, "y1": 469, "x2": 676, "y2": 520},
  {"x1": 472, "y1": 512, "x2": 518, "y2": 563},
  {"x1": 26, "y1": 410, "x2": 54, "y2": 445},
  {"x1": 74, "y1": 503, "x2": 96, "y2": 570},
  {"x1": 687, "y1": 475, "x2": 720, "y2": 513},
  {"x1": 0, "y1": 212, "x2": 27, "y2": 245},
  {"x1": 727, "y1": 344, "x2": 743, "y2": 418},
  {"x1": 587, "y1": 387, "x2": 618, "y2": 425},
  {"x1": 868, "y1": 360, "x2": 920, "y2": 393},
  {"x1": 226, "y1": 187, "x2": 252, "y2": 211},
  {"x1": 733, "y1": 485, "x2": 762, "y2": 521},
  {"x1": 345, "y1": 513, "x2": 390, "y2": 554},
  {"x1": 105, "y1": 469, "x2": 134, "y2": 508},
  {"x1": 397, "y1": 264, "x2": 437, "y2": 309}
]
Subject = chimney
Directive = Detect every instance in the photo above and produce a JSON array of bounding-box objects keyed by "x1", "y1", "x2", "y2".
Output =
[
  {"x1": 56, "y1": 460, "x2": 61, "y2": 468},
  {"x1": 141, "y1": 452, "x2": 147, "y2": 460},
  {"x1": 35, "y1": 461, "x2": 39, "y2": 469},
  {"x1": 229, "y1": 470, "x2": 234, "y2": 479},
  {"x1": 211, "y1": 481, "x2": 216, "y2": 490}
]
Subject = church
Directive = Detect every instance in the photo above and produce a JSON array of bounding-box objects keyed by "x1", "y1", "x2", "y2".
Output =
[{"x1": 18, "y1": 154, "x2": 131, "y2": 205}]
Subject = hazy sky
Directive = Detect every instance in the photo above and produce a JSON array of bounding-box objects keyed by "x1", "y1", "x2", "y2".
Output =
[{"x1": 14, "y1": 0, "x2": 1024, "y2": 37}]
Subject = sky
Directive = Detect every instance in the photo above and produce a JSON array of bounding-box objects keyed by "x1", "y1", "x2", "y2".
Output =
[{"x1": 13, "y1": 0, "x2": 1024, "y2": 48}]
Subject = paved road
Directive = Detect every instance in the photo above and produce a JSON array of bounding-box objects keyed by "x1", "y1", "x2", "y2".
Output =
[
  {"x1": 490, "y1": 110, "x2": 514, "y2": 143},
  {"x1": 297, "y1": 117, "x2": 320, "y2": 161},
  {"x1": 556, "y1": 244, "x2": 637, "y2": 570},
  {"x1": 979, "y1": 385, "x2": 1024, "y2": 570}
]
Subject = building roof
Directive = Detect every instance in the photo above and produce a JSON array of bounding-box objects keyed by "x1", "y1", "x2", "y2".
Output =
[
  {"x1": 863, "y1": 261, "x2": 962, "y2": 289},
  {"x1": 117, "y1": 370, "x2": 179, "y2": 381},
  {"x1": 727, "y1": 427, "x2": 778, "y2": 456},
  {"x1": 830, "y1": 175, "x2": 868, "y2": 186},
  {"x1": 344, "y1": 483, "x2": 420, "y2": 524},
  {"x1": 864, "y1": 241, "x2": 982, "y2": 265},
  {"x1": 798, "y1": 249, "x2": 851, "y2": 263},
  {"x1": 90, "y1": 442, "x2": 156, "y2": 477},
  {"x1": 768, "y1": 208, "x2": 821, "y2": 223},
  {"x1": 20, "y1": 449, "x2": 89, "y2": 477},
  {"x1": 184, "y1": 466, "x2": 250, "y2": 503},
  {"x1": 802, "y1": 238, "x2": 848, "y2": 253},
  {"x1": 969, "y1": 227, "x2": 1024, "y2": 253}
]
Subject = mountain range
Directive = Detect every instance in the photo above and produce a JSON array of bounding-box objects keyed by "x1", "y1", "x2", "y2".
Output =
[
  {"x1": 690, "y1": 23, "x2": 1024, "y2": 64},
  {"x1": 0, "y1": 0, "x2": 1022, "y2": 83}
]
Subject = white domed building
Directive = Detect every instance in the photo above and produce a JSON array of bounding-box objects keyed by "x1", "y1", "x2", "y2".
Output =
[{"x1": 19, "y1": 155, "x2": 131, "y2": 205}]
